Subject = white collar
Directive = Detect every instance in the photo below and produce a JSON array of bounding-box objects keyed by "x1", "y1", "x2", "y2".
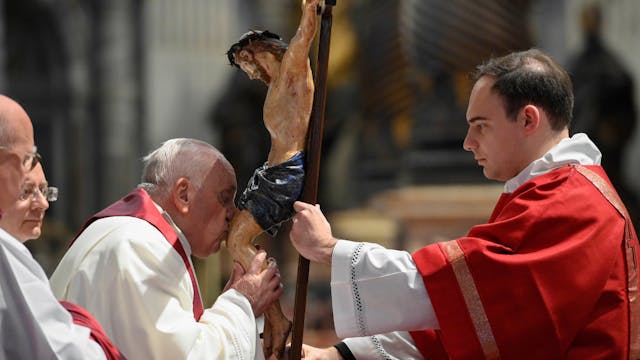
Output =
[
  {"x1": 152, "y1": 202, "x2": 193, "y2": 257},
  {"x1": 504, "y1": 133, "x2": 602, "y2": 193},
  {"x1": 0, "y1": 227, "x2": 21, "y2": 246},
  {"x1": 0, "y1": 227, "x2": 33, "y2": 258}
]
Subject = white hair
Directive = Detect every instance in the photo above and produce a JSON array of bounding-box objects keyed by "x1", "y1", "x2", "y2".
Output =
[{"x1": 139, "y1": 138, "x2": 223, "y2": 197}]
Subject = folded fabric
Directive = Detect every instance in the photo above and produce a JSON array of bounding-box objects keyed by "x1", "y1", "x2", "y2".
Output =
[{"x1": 238, "y1": 151, "x2": 305, "y2": 236}]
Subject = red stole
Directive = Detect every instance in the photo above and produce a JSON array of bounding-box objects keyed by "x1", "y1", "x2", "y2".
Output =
[
  {"x1": 71, "y1": 188, "x2": 204, "y2": 321},
  {"x1": 60, "y1": 301, "x2": 126, "y2": 359},
  {"x1": 409, "y1": 165, "x2": 639, "y2": 359}
]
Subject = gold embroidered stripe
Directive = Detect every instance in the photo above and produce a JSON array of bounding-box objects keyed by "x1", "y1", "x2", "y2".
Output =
[
  {"x1": 575, "y1": 165, "x2": 640, "y2": 358},
  {"x1": 442, "y1": 240, "x2": 500, "y2": 359}
]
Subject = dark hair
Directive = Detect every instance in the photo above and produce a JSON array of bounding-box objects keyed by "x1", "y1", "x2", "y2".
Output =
[
  {"x1": 472, "y1": 48, "x2": 574, "y2": 131},
  {"x1": 226, "y1": 30, "x2": 288, "y2": 67}
]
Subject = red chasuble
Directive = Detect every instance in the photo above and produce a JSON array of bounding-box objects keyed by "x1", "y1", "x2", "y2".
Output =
[
  {"x1": 70, "y1": 188, "x2": 204, "y2": 321},
  {"x1": 410, "y1": 165, "x2": 640, "y2": 359}
]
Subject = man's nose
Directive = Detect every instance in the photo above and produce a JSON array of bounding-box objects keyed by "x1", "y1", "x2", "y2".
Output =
[
  {"x1": 463, "y1": 130, "x2": 476, "y2": 152},
  {"x1": 32, "y1": 194, "x2": 49, "y2": 210}
]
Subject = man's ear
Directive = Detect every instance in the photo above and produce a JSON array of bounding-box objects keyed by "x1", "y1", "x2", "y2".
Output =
[
  {"x1": 238, "y1": 49, "x2": 253, "y2": 62},
  {"x1": 172, "y1": 178, "x2": 191, "y2": 215},
  {"x1": 521, "y1": 104, "x2": 541, "y2": 134}
]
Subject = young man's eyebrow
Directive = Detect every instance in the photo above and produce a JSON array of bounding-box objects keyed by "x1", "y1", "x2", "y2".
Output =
[{"x1": 467, "y1": 116, "x2": 488, "y2": 124}]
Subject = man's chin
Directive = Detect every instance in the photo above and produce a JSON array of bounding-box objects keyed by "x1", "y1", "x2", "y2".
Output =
[
  {"x1": 482, "y1": 168, "x2": 499, "y2": 181},
  {"x1": 483, "y1": 169, "x2": 510, "y2": 182}
]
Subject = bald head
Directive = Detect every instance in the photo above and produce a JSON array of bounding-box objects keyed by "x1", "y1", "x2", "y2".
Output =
[
  {"x1": 0, "y1": 95, "x2": 33, "y2": 148},
  {"x1": 0, "y1": 95, "x2": 35, "y2": 213}
]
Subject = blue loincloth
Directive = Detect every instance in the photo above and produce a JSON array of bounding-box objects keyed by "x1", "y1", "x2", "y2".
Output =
[{"x1": 238, "y1": 151, "x2": 305, "y2": 236}]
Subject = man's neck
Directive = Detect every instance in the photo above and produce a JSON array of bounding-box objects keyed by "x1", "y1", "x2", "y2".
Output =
[
  {"x1": 504, "y1": 132, "x2": 599, "y2": 193},
  {"x1": 526, "y1": 128, "x2": 569, "y2": 168}
]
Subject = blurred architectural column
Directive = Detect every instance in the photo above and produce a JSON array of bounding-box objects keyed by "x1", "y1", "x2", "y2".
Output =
[
  {"x1": 530, "y1": 0, "x2": 567, "y2": 62},
  {"x1": 0, "y1": 0, "x2": 5, "y2": 90},
  {"x1": 89, "y1": 0, "x2": 143, "y2": 206},
  {"x1": 144, "y1": 0, "x2": 240, "y2": 149}
]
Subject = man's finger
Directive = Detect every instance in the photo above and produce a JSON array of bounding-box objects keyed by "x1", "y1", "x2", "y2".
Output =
[
  {"x1": 249, "y1": 251, "x2": 267, "y2": 273},
  {"x1": 293, "y1": 201, "x2": 314, "y2": 212},
  {"x1": 267, "y1": 272, "x2": 282, "y2": 289}
]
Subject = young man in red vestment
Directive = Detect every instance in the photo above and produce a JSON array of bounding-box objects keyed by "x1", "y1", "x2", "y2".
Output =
[{"x1": 289, "y1": 49, "x2": 640, "y2": 359}]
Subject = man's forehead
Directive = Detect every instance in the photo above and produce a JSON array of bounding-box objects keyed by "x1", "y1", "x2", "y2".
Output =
[
  {"x1": 23, "y1": 164, "x2": 45, "y2": 182},
  {"x1": 204, "y1": 160, "x2": 236, "y2": 189},
  {"x1": 7, "y1": 125, "x2": 35, "y2": 151},
  {"x1": 205, "y1": 179, "x2": 236, "y2": 201},
  {"x1": 219, "y1": 170, "x2": 237, "y2": 191},
  {"x1": 467, "y1": 77, "x2": 501, "y2": 112},
  {"x1": 471, "y1": 76, "x2": 496, "y2": 95}
]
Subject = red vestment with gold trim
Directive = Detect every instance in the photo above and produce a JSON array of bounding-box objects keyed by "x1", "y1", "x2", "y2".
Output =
[{"x1": 410, "y1": 165, "x2": 639, "y2": 359}]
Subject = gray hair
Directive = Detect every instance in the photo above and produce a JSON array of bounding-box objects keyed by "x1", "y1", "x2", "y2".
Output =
[{"x1": 139, "y1": 138, "x2": 223, "y2": 197}]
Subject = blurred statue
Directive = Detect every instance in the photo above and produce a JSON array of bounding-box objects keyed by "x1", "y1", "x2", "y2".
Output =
[{"x1": 569, "y1": 4, "x2": 639, "y2": 227}]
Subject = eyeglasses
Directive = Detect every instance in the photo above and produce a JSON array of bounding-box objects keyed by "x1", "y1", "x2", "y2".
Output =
[
  {"x1": 0, "y1": 146, "x2": 41, "y2": 172},
  {"x1": 18, "y1": 186, "x2": 58, "y2": 202}
]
